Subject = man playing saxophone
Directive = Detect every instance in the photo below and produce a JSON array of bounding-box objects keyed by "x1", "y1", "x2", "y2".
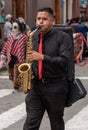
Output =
[{"x1": 23, "y1": 7, "x2": 72, "y2": 130}]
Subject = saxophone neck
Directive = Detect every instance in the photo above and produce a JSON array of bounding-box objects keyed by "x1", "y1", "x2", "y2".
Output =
[
  {"x1": 30, "y1": 25, "x2": 41, "y2": 37},
  {"x1": 26, "y1": 26, "x2": 41, "y2": 63}
]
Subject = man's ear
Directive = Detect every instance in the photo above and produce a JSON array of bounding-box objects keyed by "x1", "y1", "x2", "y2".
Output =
[{"x1": 52, "y1": 18, "x2": 55, "y2": 25}]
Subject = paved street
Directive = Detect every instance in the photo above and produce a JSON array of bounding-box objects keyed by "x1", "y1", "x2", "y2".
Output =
[{"x1": 0, "y1": 64, "x2": 88, "y2": 130}]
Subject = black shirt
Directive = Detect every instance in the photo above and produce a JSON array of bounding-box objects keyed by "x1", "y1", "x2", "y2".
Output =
[{"x1": 32, "y1": 28, "x2": 72, "y2": 79}]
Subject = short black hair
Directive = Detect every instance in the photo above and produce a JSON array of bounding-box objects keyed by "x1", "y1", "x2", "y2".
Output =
[{"x1": 37, "y1": 7, "x2": 54, "y2": 16}]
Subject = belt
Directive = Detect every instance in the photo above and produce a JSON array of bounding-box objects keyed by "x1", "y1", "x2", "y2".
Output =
[{"x1": 34, "y1": 77, "x2": 66, "y2": 84}]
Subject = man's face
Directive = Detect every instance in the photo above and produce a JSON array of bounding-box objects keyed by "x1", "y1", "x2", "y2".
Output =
[{"x1": 36, "y1": 11, "x2": 54, "y2": 34}]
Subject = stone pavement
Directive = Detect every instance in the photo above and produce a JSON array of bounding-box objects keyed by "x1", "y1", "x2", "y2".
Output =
[
  {"x1": 0, "y1": 67, "x2": 88, "y2": 130},
  {"x1": 65, "y1": 104, "x2": 88, "y2": 130},
  {"x1": 0, "y1": 67, "x2": 8, "y2": 76}
]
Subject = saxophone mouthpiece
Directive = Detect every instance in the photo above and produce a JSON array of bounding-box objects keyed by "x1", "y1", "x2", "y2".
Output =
[
  {"x1": 37, "y1": 25, "x2": 41, "y2": 30},
  {"x1": 31, "y1": 25, "x2": 41, "y2": 31}
]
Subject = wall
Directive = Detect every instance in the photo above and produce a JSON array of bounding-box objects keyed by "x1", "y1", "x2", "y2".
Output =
[
  {"x1": 3, "y1": 0, "x2": 81, "y2": 27},
  {"x1": 5, "y1": 0, "x2": 12, "y2": 15},
  {"x1": 37, "y1": 0, "x2": 54, "y2": 9},
  {"x1": 26, "y1": 0, "x2": 54, "y2": 27},
  {"x1": 72, "y1": 0, "x2": 80, "y2": 18},
  {"x1": 26, "y1": 0, "x2": 37, "y2": 27}
]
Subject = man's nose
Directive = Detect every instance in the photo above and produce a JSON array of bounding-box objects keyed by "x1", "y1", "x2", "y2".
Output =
[{"x1": 40, "y1": 19, "x2": 43, "y2": 23}]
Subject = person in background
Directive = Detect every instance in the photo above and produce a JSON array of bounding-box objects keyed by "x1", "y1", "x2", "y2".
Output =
[
  {"x1": 77, "y1": 17, "x2": 88, "y2": 40},
  {"x1": 23, "y1": 7, "x2": 72, "y2": 130},
  {"x1": 0, "y1": 19, "x2": 28, "y2": 92},
  {"x1": 64, "y1": 18, "x2": 70, "y2": 26},
  {"x1": 18, "y1": 17, "x2": 31, "y2": 34},
  {"x1": 4, "y1": 14, "x2": 12, "y2": 41}
]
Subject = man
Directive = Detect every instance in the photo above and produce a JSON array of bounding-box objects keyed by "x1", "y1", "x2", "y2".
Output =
[{"x1": 23, "y1": 7, "x2": 72, "y2": 130}]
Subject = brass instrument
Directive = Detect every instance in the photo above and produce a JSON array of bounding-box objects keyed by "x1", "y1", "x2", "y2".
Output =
[{"x1": 18, "y1": 26, "x2": 41, "y2": 93}]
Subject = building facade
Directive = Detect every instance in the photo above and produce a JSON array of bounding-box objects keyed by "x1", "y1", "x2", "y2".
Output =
[{"x1": 2, "y1": 0, "x2": 81, "y2": 27}]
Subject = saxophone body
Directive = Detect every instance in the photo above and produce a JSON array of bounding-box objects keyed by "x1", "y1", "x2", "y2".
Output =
[{"x1": 18, "y1": 26, "x2": 40, "y2": 93}]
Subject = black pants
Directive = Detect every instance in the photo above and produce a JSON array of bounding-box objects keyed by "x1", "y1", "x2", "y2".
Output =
[{"x1": 23, "y1": 78, "x2": 68, "y2": 130}]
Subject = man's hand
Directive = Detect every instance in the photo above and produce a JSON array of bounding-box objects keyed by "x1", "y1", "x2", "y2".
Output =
[{"x1": 28, "y1": 51, "x2": 44, "y2": 61}]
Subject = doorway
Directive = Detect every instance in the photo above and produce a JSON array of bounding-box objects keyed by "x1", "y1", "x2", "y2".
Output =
[{"x1": 12, "y1": 0, "x2": 26, "y2": 19}]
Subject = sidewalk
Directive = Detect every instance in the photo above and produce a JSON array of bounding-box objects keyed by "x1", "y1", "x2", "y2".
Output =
[
  {"x1": 0, "y1": 65, "x2": 88, "y2": 130},
  {"x1": 0, "y1": 67, "x2": 8, "y2": 76}
]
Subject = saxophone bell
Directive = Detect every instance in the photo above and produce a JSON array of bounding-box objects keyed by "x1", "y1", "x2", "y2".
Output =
[
  {"x1": 18, "y1": 63, "x2": 30, "y2": 74},
  {"x1": 18, "y1": 26, "x2": 40, "y2": 93}
]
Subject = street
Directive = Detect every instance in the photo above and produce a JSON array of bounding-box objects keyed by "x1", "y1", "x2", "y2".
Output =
[{"x1": 0, "y1": 63, "x2": 88, "y2": 130}]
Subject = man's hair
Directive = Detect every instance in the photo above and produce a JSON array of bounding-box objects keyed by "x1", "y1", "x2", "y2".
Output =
[{"x1": 37, "y1": 7, "x2": 54, "y2": 16}]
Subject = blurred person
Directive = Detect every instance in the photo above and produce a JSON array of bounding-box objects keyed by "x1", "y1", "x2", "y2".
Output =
[
  {"x1": 0, "y1": 20, "x2": 28, "y2": 92},
  {"x1": 77, "y1": 17, "x2": 88, "y2": 40},
  {"x1": 18, "y1": 17, "x2": 31, "y2": 34},
  {"x1": 68, "y1": 17, "x2": 80, "y2": 26},
  {"x1": 23, "y1": 7, "x2": 72, "y2": 130},
  {"x1": 4, "y1": 14, "x2": 12, "y2": 41},
  {"x1": 64, "y1": 19, "x2": 70, "y2": 27},
  {"x1": 0, "y1": 0, "x2": 5, "y2": 16}
]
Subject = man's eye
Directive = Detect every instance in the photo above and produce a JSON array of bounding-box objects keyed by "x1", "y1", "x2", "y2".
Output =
[
  {"x1": 43, "y1": 18, "x2": 47, "y2": 20},
  {"x1": 37, "y1": 18, "x2": 47, "y2": 21},
  {"x1": 37, "y1": 18, "x2": 41, "y2": 20}
]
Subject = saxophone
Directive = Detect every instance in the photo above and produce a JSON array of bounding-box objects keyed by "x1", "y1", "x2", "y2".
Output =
[{"x1": 18, "y1": 26, "x2": 41, "y2": 93}]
